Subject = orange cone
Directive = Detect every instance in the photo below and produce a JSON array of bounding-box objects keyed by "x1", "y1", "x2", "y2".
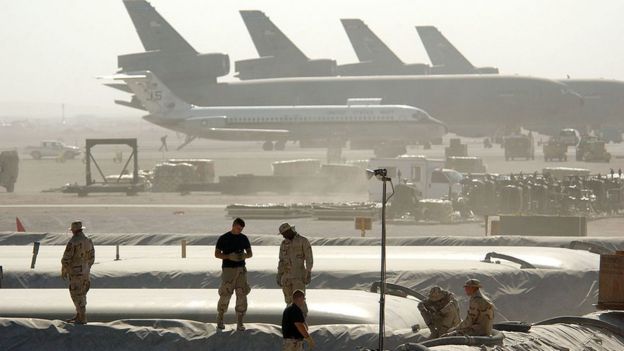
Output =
[{"x1": 16, "y1": 217, "x2": 26, "y2": 232}]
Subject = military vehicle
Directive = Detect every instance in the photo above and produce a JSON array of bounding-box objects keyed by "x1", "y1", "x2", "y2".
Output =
[
  {"x1": 558, "y1": 128, "x2": 581, "y2": 146},
  {"x1": 24, "y1": 141, "x2": 81, "y2": 160},
  {"x1": 113, "y1": 72, "x2": 447, "y2": 156},
  {"x1": 367, "y1": 156, "x2": 462, "y2": 201},
  {"x1": 0, "y1": 150, "x2": 19, "y2": 192},
  {"x1": 445, "y1": 138, "x2": 468, "y2": 158},
  {"x1": 115, "y1": 0, "x2": 584, "y2": 138},
  {"x1": 504, "y1": 134, "x2": 535, "y2": 161},
  {"x1": 543, "y1": 138, "x2": 568, "y2": 162},
  {"x1": 576, "y1": 136, "x2": 611, "y2": 162}
]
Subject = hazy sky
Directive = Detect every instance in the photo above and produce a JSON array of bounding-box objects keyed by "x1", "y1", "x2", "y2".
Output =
[{"x1": 1, "y1": 0, "x2": 623, "y2": 117}]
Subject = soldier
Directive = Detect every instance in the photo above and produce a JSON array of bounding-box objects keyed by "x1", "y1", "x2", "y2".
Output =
[
  {"x1": 215, "y1": 217, "x2": 252, "y2": 331},
  {"x1": 277, "y1": 223, "x2": 313, "y2": 314},
  {"x1": 417, "y1": 286, "x2": 461, "y2": 338},
  {"x1": 159, "y1": 135, "x2": 168, "y2": 151},
  {"x1": 445, "y1": 279, "x2": 494, "y2": 337},
  {"x1": 281, "y1": 290, "x2": 315, "y2": 351},
  {"x1": 61, "y1": 221, "x2": 95, "y2": 324}
]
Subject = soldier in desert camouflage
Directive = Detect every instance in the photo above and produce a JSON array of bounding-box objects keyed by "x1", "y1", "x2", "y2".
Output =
[
  {"x1": 61, "y1": 221, "x2": 95, "y2": 324},
  {"x1": 444, "y1": 278, "x2": 494, "y2": 337},
  {"x1": 276, "y1": 223, "x2": 313, "y2": 315},
  {"x1": 417, "y1": 286, "x2": 461, "y2": 338}
]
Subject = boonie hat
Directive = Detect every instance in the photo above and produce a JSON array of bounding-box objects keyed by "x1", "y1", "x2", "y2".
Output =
[
  {"x1": 428, "y1": 286, "x2": 445, "y2": 301},
  {"x1": 69, "y1": 221, "x2": 85, "y2": 231}
]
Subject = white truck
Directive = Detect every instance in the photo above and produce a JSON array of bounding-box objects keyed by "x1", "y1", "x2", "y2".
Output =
[
  {"x1": 367, "y1": 155, "x2": 463, "y2": 202},
  {"x1": 25, "y1": 140, "x2": 81, "y2": 160}
]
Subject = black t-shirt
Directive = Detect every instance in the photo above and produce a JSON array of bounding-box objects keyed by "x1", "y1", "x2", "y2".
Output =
[
  {"x1": 216, "y1": 231, "x2": 251, "y2": 268},
  {"x1": 282, "y1": 304, "x2": 305, "y2": 339}
]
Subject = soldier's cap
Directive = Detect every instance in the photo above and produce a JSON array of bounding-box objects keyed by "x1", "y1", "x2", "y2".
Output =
[
  {"x1": 279, "y1": 222, "x2": 296, "y2": 235},
  {"x1": 69, "y1": 221, "x2": 85, "y2": 230},
  {"x1": 428, "y1": 286, "x2": 445, "y2": 301},
  {"x1": 464, "y1": 279, "x2": 482, "y2": 288}
]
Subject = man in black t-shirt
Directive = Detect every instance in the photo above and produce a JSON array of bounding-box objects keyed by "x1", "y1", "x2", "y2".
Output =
[
  {"x1": 281, "y1": 290, "x2": 315, "y2": 350},
  {"x1": 215, "y1": 218, "x2": 252, "y2": 331}
]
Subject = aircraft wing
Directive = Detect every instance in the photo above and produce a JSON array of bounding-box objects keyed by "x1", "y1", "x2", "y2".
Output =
[
  {"x1": 340, "y1": 19, "x2": 403, "y2": 64},
  {"x1": 123, "y1": 0, "x2": 197, "y2": 54},
  {"x1": 206, "y1": 127, "x2": 290, "y2": 141},
  {"x1": 415, "y1": 26, "x2": 474, "y2": 70},
  {"x1": 239, "y1": 10, "x2": 307, "y2": 61}
]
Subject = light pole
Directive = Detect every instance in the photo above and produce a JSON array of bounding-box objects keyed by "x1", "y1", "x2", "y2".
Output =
[{"x1": 366, "y1": 168, "x2": 392, "y2": 351}]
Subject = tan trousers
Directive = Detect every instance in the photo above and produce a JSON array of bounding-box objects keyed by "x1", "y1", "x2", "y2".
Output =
[
  {"x1": 69, "y1": 275, "x2": 90, "y2": 312},
  {"x1": 282, "y1": 339, "x2": 304, "y2": 351},
  {"x1": 218, "y1": 267, "x2": 250, "y2": 317}
]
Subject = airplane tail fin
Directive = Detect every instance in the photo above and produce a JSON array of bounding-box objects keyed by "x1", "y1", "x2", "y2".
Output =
[
  {"x1": 112, "y1": 71, "x2": 192, "y2": 117},
  {"x1": 340, "y1": 19, "x2": 403, "y2": 64},
  {"x1": 415, "y1": 26, "x2": 474, "y2": 71},
  {"x1": 123, "y1": 0, "x2": 197, "y2": 54},
  {"x1": 239, "y1": 10, "x2": 307, "y2": 61}
]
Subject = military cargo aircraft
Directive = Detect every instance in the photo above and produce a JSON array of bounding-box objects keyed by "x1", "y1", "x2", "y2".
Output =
[
  {"x1": 158, "y1": 74, "x2": 583, "y2": 137},
  {"x1": 112, "y1": 71, "x2": 447, "y2": 155},
  {"x1": 416, "y1": 26, "x2": 624, "y2": 137}
]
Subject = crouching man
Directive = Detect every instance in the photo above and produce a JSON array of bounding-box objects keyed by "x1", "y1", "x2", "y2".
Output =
[{"x1": 417, "y1": 286, "x2": 461, "y2": 338}]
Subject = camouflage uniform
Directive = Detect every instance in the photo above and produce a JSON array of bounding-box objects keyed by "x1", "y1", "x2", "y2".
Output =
[
  {"x1": 218, "y1": 266, "x2": 251, "y2": 318},
  {"x1": 277, "y1": 233, "x2": 313, "y2": 306},
  {"x1": 418, "y1": 286, "x2": 461, "y2": 338},
  {"x1": 61, "y1": 229, "x2": 95, "y2": 323},
  {"x1": 455, "y1": 289, "x2": 494, "y2": 336}
]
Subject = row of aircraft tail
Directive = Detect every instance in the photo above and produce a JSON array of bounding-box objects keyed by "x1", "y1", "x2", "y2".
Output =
[
  {"x1": 108, "y1": 0, "x2": 624, "y2": 154},
  {"x1": 120, "y1": 0, "x2": 496, "y2": 82}
]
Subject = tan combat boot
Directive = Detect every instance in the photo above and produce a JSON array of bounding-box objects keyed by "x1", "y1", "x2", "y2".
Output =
[
  {"x1": 65, "y1": 314, "x2": 79, "y2": 323},
  {"x1": 76, "y1": 308, "x2": 87, "y2": 325},
  {"x1": 216, "y1": 313, "x2": 225, "y2": 330},
  {"x1": 236, "y1": 313, "x2": 245, "y2": 331}
]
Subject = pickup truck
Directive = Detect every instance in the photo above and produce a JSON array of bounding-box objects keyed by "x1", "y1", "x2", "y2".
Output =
[{"x1": 25, "y1": 140, "x2": 81, "y2": 160}]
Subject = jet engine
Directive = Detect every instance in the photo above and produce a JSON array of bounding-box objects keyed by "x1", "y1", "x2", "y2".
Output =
[
  {"x1": 118, "y1": 50, "x2": 229, "y2": 83},
  {"x1": 234, "y1": 56, "x2": 336, "y2": 80}
]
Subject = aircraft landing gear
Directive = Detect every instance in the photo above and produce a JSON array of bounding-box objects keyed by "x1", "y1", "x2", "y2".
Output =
[
  {"x1": 262, "y1": 141, "x2": 274, "y2": 151},
  {"x1": 275, "y1": 140, "x2": 286, "y2": 151},
  {"x1": 177, "y1": 135, "x2": 197, "y2": 151}
]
